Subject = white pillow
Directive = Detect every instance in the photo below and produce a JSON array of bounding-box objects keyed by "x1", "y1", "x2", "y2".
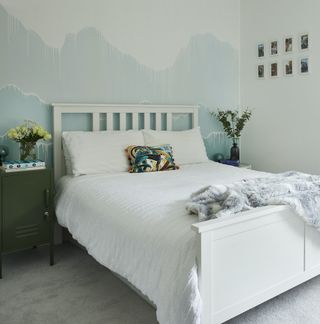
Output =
[
  {"x1": 143, "y1": 127, "x2": 208, "y2": 165},
  {"x1": 62, "y1": 131, "x2": 144, "y2": 176}
]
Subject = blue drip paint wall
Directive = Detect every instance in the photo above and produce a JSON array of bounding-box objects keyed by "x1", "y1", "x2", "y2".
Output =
[{"x1": 0, "y1": 3, "x2": 239, "y2": 163}]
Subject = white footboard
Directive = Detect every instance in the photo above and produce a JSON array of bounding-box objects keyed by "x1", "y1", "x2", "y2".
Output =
[{"x1": 192, "y1": 206, "x2": 320, "y2": 324}]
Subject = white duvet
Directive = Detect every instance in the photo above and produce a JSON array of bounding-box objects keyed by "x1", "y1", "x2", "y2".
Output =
[{"x1": 55, "y1": 161, "x2": 264, "y2": 324}]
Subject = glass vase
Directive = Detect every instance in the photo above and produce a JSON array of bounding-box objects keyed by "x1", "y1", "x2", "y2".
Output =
[
  {"x1": 230, "y1": 142, "x2": 239, "y2": 161},
  {"x1": 20, "y1": 142, "x2": 37, "y2": 161}
]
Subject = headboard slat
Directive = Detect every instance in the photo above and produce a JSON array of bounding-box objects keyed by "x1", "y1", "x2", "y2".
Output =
[
  {"x1": 192, "y1": 109, "x2": 199, "y2": 128},
  {"x1": 119, "y1": 112, "x2": 126, "y2": 131},
  {"x1": 107, "y1": 112, "x2": 113, "y2": 130},
  {"x1": 144, "y1": 112, "x2": 150, "y2": 129},
  {"x1": 132, "y1": 113, "x2": 139, "y2": 130},
  {"x1": 167, "y1": 113, "x2": 173, "y2": 131},
  {"x1": 156, "y1": 113, "x2": 161, "y2": 131},
  {"x1": 52, "y1": 103, "x2": 199, "y2": 182},
  {"x1": 92, "y1": 113, "x2": 100, "y2": 131}
]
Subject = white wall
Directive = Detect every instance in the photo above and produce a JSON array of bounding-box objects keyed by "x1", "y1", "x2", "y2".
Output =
[{"x1": 240, "y1": 0, "x2": 320, "y2": 174}]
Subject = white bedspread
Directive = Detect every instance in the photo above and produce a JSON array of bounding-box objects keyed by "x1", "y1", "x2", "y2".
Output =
[{"x1": 55, "y1": 161, "x2": 265, "y2": 324}]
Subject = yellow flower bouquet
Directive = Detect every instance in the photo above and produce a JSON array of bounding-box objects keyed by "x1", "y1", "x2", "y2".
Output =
[{"x1": 7, "y1": 120, "x2": 51, "y2": 160}]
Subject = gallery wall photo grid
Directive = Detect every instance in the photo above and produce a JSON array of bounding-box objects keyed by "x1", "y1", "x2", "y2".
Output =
[{"x1": 256, "y1": 33, "x2": 310, "y2": 80}]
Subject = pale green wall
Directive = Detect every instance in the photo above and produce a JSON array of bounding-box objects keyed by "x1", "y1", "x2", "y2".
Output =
[{"x1": 0, "y1": 3, "x2": 238, "y2": 164}]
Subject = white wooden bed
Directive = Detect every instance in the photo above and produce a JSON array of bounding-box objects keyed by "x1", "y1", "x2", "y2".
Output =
[{"x1": 53, "y1": 103, "x2": 320, "y2": 324}]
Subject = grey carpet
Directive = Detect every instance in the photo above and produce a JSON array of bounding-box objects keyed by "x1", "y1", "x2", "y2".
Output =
[
  {"x1": 1, "y1": 243, "x2": 320, "y2": 324},
  {"x1": 0, "y1": 243, "x2": 157, "y2": 324}
]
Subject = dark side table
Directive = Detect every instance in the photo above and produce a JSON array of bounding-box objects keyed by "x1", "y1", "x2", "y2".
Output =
[{"x1": 0, "y1": 168, "x2": 55, "y2": 278}]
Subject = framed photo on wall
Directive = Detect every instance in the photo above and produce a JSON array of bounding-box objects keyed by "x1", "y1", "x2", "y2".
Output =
[
  {"x1": 257, "y1": 64, "x2": 265, "y2": 79},
  {"x1": 270, "y1": 40, "x2": 279, "y2": 56},
  {"x1": 257, "y1": 42, "x2": 265, "y2": 58},
  {"x1": 270, "y1": 62, "x2": 279, "y2": 78},
  {"x1": 300, "y1": 33, "x2": 309, "y2": 51},
  {"x1": 299, "y1": 57, "x2": 310, "y2": 74},
  {"x1": 283, "y1": 59, "x2": 294, "y2": 76},
  {"x1": 284, "y1": 36, "x2": 293, "y2": 54}
]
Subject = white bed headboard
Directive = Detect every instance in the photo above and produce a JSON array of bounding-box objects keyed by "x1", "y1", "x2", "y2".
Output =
[{"x1": 52, "y1": 103, "x2": 199, "y2": 181}]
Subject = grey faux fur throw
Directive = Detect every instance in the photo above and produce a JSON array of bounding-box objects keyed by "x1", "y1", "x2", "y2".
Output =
[{"x1": 186, "y1": 171, "x2": 320, "y2": 228}]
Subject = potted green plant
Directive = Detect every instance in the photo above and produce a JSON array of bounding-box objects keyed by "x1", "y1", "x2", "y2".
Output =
[
  {"x1": 7, "y1": 120, "x2": 51, "y2": 161},
  {"x1": 213, "y1": 109, "x2": 252, "y2": 161}
]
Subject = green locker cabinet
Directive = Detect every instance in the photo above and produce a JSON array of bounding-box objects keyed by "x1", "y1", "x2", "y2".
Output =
[{"x1": 0, "y1": 169, "x2": 55, "y2": 278}]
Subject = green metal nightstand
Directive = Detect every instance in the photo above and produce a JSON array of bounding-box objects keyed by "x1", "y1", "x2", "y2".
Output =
[{"x1": 0, "y1": 168, "x2": 55, "y2": 278}]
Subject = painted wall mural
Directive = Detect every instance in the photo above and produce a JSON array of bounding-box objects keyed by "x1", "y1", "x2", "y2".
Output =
[{"x1": 0, "y1": 3, "x2": 239, "y2": 163}]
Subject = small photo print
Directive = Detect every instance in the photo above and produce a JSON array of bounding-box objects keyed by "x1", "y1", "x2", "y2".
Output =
[
  {"x1": 257, "y1": 64, "x2": 265, "y2": 79},
  {"x1": 284, "y1": 59, "x2": 293, "y2": 76},
  {"x1": 270, "y1": 40, "x2": 278, "y2": 56},
  {"x1": 257, "y1": 43, "x2": 265, "y2": 58},
  {"x1": 270, "y1": 62, "x2": 278, "y2": 77},
  {"x1": 300, "y1": 57, "x2": 309, "y2": 74},
  {"x1": 284, "y1": 37, "x2": 293, "y2": 53},
  {"x1": 300, "y1": 34, "x2": 309, "y2": 51}
]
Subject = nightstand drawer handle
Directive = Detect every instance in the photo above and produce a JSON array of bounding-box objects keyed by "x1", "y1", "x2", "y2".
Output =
[{"x1": 44, "y1": 211, "x2": 50, "y2": 221}]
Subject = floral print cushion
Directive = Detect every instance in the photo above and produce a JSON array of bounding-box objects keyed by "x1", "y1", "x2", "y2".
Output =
[{"x1": 126, "y1": 144, "x2": 179, "y2": 173}]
